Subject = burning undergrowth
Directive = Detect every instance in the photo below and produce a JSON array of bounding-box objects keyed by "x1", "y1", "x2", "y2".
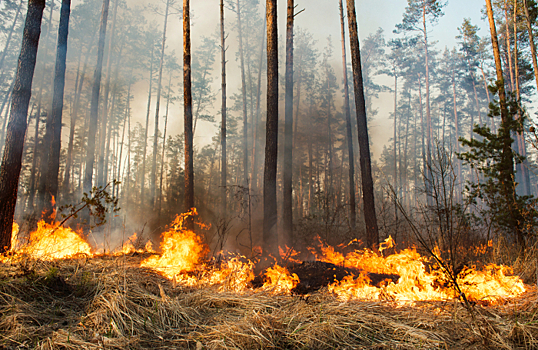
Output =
[{"x1": 0, "y1": 210, "x2": 536, "y2": 348}]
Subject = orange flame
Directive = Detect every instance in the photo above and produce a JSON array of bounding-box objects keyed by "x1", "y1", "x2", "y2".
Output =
[
  {"x1": 314, "y1": 238, "x2": 525, "y2": 303},
  {"x1": 2, "y1": 220, "x2": 93, "y2": 261}
]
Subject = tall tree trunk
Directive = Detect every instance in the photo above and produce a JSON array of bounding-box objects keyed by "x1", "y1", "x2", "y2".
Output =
[
  {"x1": 115, "y1": 84, "x2": 128, "y2": 199},
  {"x1": 504, "y1": 0, "x2": 515, "y2": 91},
  {"x1": 64, "y1": 40, "x2": 91, "y2": 197},
  {"x1": 283, "y1": 0, "x2": 294, "y2": 244},
  {"x1": 236, "y1": 0, "x2": 249, "y2": 189},
  {"x1": 184, "y1": 0, "x2": 194, "y2": 218},
  {"x1": 151, "y1": 0, "x2": 170, "y2": 209},
  {"x1": 523, "y1": 0, "x2": 538, "y2": 92},
  {"x1": 27, "y1": 2, "x2": 53, "y2": 211},
  {"x1": 513, "y1": 0, "x2": 531, "y2": 196},
  {"x1": 392, "y1": 70, "x2": 398, "y2": 224},
  {"x1": 452, "y1": 63, "x2": 462, "y2": 201},
  {"x1": 422, "y1": 2, "x2": 433, "y2": 205},
  {"x1": 251, "y1": 17, "x2": 265, "y2": 197},
  {"x1": 158, "y1": 74, "x2": 171, "y2": 217},
  {"x1": 39, "y1": 0, "x2": 70, "y2": 219},
  {"x1": 220, "y1": 0, "x2": 227, "y2": 217},
  {"x1": 141, "y1": 45, "x2": 154, "y2": 210},
  {"x1": 97, "y1": 0, "x2": 118, "y2": 187},
  {"x1": 485, "y1": 0, "x2": 522, "y2": 247},
  {"x1": 0, "y1": 0, "x2": 45, "y2": 253},
  {"x1": 263, "y1": 0, "x2": 278, "y2": 252},
  {"x1": 346, "y1": 0, "x2": 379, "y2": 248},
  {"x1": 83, "y1": 0, "x2": 110, "y2": 195}
]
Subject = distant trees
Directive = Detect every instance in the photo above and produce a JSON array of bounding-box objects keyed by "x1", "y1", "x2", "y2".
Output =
[{"x1": 0, "y1": 0, "x2": 535, "y2": 257}]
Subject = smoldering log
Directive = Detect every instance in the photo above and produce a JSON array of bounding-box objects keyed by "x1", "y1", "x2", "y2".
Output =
[{"x1": 251, "y1": 261, "x2": 400, "y2": 295}]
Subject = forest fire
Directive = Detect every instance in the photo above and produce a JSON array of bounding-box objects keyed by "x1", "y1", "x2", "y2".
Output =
[
  {"x1": 0, "y1": 212, "x2": 527, "y2": 304},
  {"x1": 1, "y1": 220, "x2": 93, "y2": 262}
]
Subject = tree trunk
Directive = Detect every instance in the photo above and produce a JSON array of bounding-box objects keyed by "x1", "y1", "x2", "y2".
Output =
[
  {"x1": 346, "y1": 0, "x2": 379, "y2": 248},
  {"x1": 251, "y1": 16, "x2": 265, "y2": 197},
  {"x1": 263, "y1": 0, "x2": 278, "y2": 253},
  {"x1": 452, "y1": 63, "x2": 462, "y2": 200},
  {"x1": 504, "y1": 0, "x2": 515, "y2": 91},
  {"x1": 151, "y1": 0, "x2": 170, "y2": 209},
  {"x1": 157, "y1": 74, "x2": 171, "y2": 217},
  {"x1": 220, "y1": 0, "x2": 227, "y2": 217},
  {"x1": 512, "y1": 0, "x2": 531, "y2": 196},
  {"x1": 97, "y1": 0, "x2": 118, "y2": 188},
  {"x1": 0, "y1": 0, "x2": 45, "y2": 253},
  {"x1": 283, "y1": 0, "x2": 294, "y2": 244},
  {"x1": 485, "y1": 0, "x2": 522, "y2": 247},
  {"x1": 392, "y1": 71, "x2": 398, "y2": 224},
  {"x1": 236, "y1": 0, "x2": 249, "y2": 189},
  {"x1": 64, "y1": 40, "x2": 91, "y2": 197},
  {"x1": 39, "y1": 0, "x2": 71, "y2": 219},
  {"x1": 523, "y1": 0, "x2": 538, "y2": 92},
  {"x1": 83, "y1": 0, "x2": 110, "y2": 195},
  {"x1": 184, "y1": 0, "x2": 194, "y2": 219},
  {"x1": 115, "y1": 83, "x2": 129, "y2": 199},
  {"x1": 141, "y1": 45, "x2": 154, "y2": 210},
  {"x1": 26, "y1": 3, "x2": 53, "y2": 211},
  {"x1": 422, "y1": 3, "x2": 433, "y2": 205}
]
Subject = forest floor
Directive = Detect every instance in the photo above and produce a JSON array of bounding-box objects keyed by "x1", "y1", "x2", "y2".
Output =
[{"x1": 1, "y1": 254, "x2": 537, "y2": 350}]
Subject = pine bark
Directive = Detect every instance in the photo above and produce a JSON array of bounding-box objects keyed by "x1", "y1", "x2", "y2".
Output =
[
  {"x1": 83, "y1": 0, "x2": 110, "y2": 195},
  {"x1": 39, "y1": 0, "x2": 71, "y2": 218},
  {"x1": 346, "y1": 0, "x2": 379, "y2": 248},
  {"x1": 263, "y1": 0, "x2": 278, "y2": 252},
  {"x1": 339, "y1": 0, "x2": 355, "y2": 230},
  {"x1": 283, "y1": 0, "x2": 294, "y2": 244},
  {"x1": 184, "y1": 0, "x2": 194, "y2": 217},
  {"x1": 0, "y1": 0, "x2": 45, "y2": 253},
  {"x1": 220, "y1": 0, "x2": 227, "y2": 216},
  {"x1": 236, "y1": 0, "x2": 249, "y2": 189}
]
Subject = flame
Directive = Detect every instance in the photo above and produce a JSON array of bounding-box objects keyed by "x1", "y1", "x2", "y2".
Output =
[
  {"x1": 2, "y1": 220, "x2": 93, "y2": 261},
  {"x1": 141, "y1": 210, "x2": 299, "y2": 293},
  {"x1": 314, "y1": 238, "x2": 525, "y2": 303},
  {"x1": 263, "y1": 264, "x2": 300, "y2": 293},
  {"x1": 141, "y1": 210, "x2": 209, "y2": 277},
  {"x1": 0, "y1": 212, "x2": 526, "y2": 304},
  {"x1": 113, "y1": 233, "x2": 155, "y2": 255},
  {"x1": 279, "y1": 245, "x2": 301, "y2": 264}
]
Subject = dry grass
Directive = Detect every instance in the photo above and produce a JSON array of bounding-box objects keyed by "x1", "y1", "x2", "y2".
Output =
[{"x1": 1, "y1": 254, "x2": 537, "y2": 349}]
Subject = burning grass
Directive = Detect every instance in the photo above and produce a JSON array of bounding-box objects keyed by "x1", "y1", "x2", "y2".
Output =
[
  {"x1": 1, "y1": 255, "x2": 538, "y2": 349},
  {"x1": 1, "y1": 211, "x2": 536, "y2": 348}
]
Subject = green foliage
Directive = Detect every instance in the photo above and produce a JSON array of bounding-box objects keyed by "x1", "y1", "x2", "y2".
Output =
[{"x1": 458, "y1": 87, "x2": 537, "y2": 242}]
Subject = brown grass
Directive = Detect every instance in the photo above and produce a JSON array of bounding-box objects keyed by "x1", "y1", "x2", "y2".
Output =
[{"x1": 1, "y1": 254, "x2": 537, "y2": 349}]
